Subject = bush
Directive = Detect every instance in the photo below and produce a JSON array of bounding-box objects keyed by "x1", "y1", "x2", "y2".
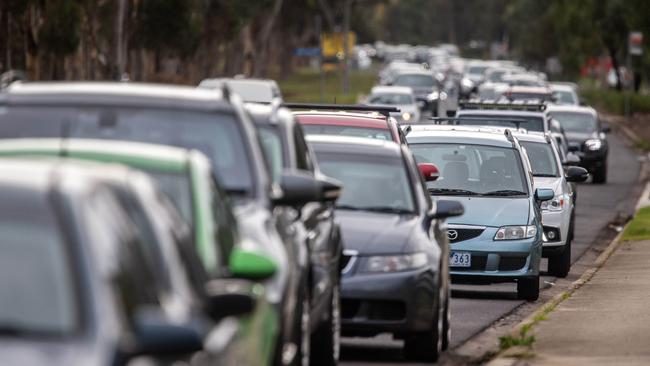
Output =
[{"x1": 581, "y1": 88, "x2": 650, "y2": 115}]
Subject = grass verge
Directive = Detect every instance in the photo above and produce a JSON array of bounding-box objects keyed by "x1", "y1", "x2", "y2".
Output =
[
  {"x1": 621, "y1": 206, "x2": 650, "y2": 241},
  {"x1": 581, "y1": 88, "x2": 650, "y2": 115},
  {"x1": 278, "y1": 67, "x2": 377, "y2": 103}
]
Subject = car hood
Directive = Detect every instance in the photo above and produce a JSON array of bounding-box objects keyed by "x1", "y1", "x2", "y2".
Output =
[
  {"x1": 446, "y1": 197, "x2": 530, "y2": 227},
  {"x1": 335, "y1": 210, "x2": 418, "y2": 255},
  {"x1": 0, "y1": 340, "x2": 98, "y2": 366},
  {"x1": 564, "y1": 130, "x2": 598, "y2": 143},
  {"x1": 533, "y1": 176, "x2": 562, "y2": 194}
]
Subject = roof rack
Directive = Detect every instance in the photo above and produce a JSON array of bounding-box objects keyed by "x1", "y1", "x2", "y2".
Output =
[
  {"x1": 458, "y1": 98, "x2": 546, "y2": 112},
  {"x1": 283, "y1": 103, "x2": 400, "y2": 118},
  {"x1": 428, "y1": 116, "x2": 529, "y2": 130}
]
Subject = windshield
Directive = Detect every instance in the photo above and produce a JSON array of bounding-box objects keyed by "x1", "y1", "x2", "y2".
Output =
[
  {"x1": 368, "y1": 94, "x2": 413, "y2": 105},
  {"x1": 410, "y1": 143, "x2": 528, "y2": 196},
  {"x1": 394, "y1": 74, "x2": 435, "y2": 87},
  {"x1": 315, "y1": 153, "x2": 415, "y2": 213},
  {"x1": 488, "y1": 70, "x2": 507, "y2": 82},
  {"x1": 553, "y1": 90, "x2": 577, "y2": 105},
  {"x1": 147, "y1": 170, "x2": 194, "y2": 224},
  {"x1": 0, "y1": 106, "x2": 254, "y2": 195},
  {"x1": 549, "y1": 112, "x2": 597, "y2": 133},
  {"x1": 457, "y1": 113, "x2": 545, "y2": 132},
  {"x1": 302, "y1": 125, "x2": 393, "y2": 141},
  {"x1": 520, "y1": 141, "x2": 559, "y2": 177},
  {"x1": 257, "y1": 126, "x2": 285, "y2": 183},
  {"x1": 0, "y1": 191, "x2": 79, "y2": 336},
  {"x1": 368, "y1": 93, "x2": 413, "y2": 105},
  {"x1": 468, "y1": 65, "x2": 488, "y2": 75}
]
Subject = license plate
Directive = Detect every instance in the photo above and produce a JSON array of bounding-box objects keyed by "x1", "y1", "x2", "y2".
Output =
[{"x1": 450, "y1": 252, "x2": 471, "y2": 267}]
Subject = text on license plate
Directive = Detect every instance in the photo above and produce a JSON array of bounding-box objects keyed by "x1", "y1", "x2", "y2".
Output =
[{"x1": 450, "y1": 251, "x2": 471, "y2": 267}]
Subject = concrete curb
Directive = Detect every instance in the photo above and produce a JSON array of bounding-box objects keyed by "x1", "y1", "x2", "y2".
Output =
[{"x1": 485, "y1": 179, "x2": 650, "y2": 366}]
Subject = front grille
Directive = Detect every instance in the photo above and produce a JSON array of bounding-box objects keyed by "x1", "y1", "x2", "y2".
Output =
[
  {"x1": 341, "y1": 299, "x2": 406, "y2": 321},
  {"x1": 499, "y1": 256, "x2": 527, "y2": 271},
  {"x1": 448, "y1": 228, "x2": 484, "y2": 243}
]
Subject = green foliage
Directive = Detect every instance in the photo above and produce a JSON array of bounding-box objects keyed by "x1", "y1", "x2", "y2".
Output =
[
  {"x1": 136, "y1": 0, "x2": 203, "y2": 57},
  {"x1": 40, "y1": 0, "x2": 81, "y2": 56},
  {"x1": 621, "y1": 206, "x2": 650, "y2": 241},
  {"x1": 581, "y1": 88, "x2": 650, "y2": 115}
]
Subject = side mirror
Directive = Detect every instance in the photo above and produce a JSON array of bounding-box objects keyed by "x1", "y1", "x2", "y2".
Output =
[
  {"x1": 273, "y1": 171, "x2": 320, "y2": 206},
  {"x1": 567, "y1": 142, "x2": 581, "y2": 153},
  {"x1": 601, "y1": 124, "x2": 611, "y2": 133},
  {"x1": 535, "y1": 188, "x2": 555, "y2": 202},
  {"x1": 229, "y1": 247, "x2": 277, "y2": 280},
  {"x1": 579, "y1": 99, "x2": 587, "y2": 106},
  {"x1": 317, "y1": 175, "x2": 343, "y2": 202},
  {"x1": 204, "y1": 278, "x2": 261, "y2": 321},
  {"x1": 132, "y1": 308, "x2": 203, "y2": 356},
  {"x1": 563, "y1": 152, "x2": 581, "y2": 166},
  {"x1": 432, "y1": 199, "x2": 464, "y2": 219},
  {"x1": 565, "y1": 166, "x2": 589, "y2": 183},
  {"x1": 418, "y1": 163, "x2": 440, "y2": 182}
]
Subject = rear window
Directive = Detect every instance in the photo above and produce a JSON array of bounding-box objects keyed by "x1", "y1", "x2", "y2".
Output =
[
  {"x1": 0, "y1": 106, "x2": 255, "y2": 195},
  {"x1": 0, "y1": 189, "x2": 80, "y2": 336},
  {"x1": 302, "y1": 125, "x2": 393, "y2": 141}
]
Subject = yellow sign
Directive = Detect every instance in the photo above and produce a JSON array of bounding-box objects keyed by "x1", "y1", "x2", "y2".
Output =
[{"x1": 321, "y1": 32, "x2": 356, "y2": 59}]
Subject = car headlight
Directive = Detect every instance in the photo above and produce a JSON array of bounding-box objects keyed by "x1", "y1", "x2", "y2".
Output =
[
  {"x1": 361, "y1": 252, "x2": 428, "y2": 273},
  {"x1": 461, "y1": 78, "x2": 474, "y2": 89},
  {"x1": 540, "y1": 195, "x2": 564, "y2": 211},
  {"x1": 494, "y1": 225, "x2": 537, "y2": 241},
  {"x1": 585, "y1": 139, "x2": 602, "y2": 151},
  {"x1": 427, "y1": 91, "x2": 439, "y2": 101},
  {"x1": 402, "y1": 112, "x2": 412, "y2": 121}
]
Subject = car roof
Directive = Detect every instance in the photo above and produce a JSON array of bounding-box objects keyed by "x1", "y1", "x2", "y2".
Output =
[
  {"x1": 393, "y1": 70, "x2": 433, "y2": 77},
  {"x1": 245, "y1": 102, "x2": 294, "y2": 127},
  {"x1": 512, "y1": 132, "x2": 549, "y2": 143},
  {"x1": 370, "y1": 86, "x2": 414, "y2": 95},
  {"x1": 457, "y1": 108, "x2": 545, "y2": 118},
  {"x1": 545, "y1": 104, "x2": 597, "y2": 116},
  {"x1": 405, "y1": 125, "x2": 516, "y2": 148},
  {"x1": 294, "y1": 112, "x2": 389, "y2": 129},
  {"x1": 306, "y1": 135, "x2": 402, "y2": 157},
  {"x1": 549, "y1": 83, "x2": 577, "y2": 92},
  {"x1": 0, "y1": 138, "x2": 196, "y2": 173},
  {"x1": 507, "y1": 86, "x2": 552, "y2": 93},
  {"x1": 2, "y1": 81, "x2": 231, "y2": 111}
]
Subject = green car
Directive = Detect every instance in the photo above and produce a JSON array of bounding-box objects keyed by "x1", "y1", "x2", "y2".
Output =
[{"x1": 0, "y1": 138, "x2": 279, "y2": 365}]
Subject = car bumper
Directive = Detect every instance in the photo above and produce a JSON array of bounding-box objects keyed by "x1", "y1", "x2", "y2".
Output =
[
  {"x1": 340, "y1": 266, "x2": 439, "y2": 337},
  {"x1": 449, "y1": 231, "x2": 542, "y2": 284},
  {"x1": 577, "y1": 151, "x2": 607, "y2": 172},
  {"x1": 540, "y1": 209, "x2": 570, "y2": 252}
]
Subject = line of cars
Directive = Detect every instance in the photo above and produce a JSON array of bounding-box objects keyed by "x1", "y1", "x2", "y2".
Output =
[{"x1": 0, "y1": 57, "x2": 610, "y2": 364}]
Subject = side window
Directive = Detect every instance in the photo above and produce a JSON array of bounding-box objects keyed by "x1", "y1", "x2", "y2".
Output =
[
  {"x1": 84, "y1": 188, "x2": 161, "y2": 321},
  {"x1": 294, "y1": 125, "x2": 314, "y2": 172},
  {"x1": 258, "y1": 127, "x2": 284, "y2": 183},
  {"x1": 210, "y1": 177, "x2": 238, "y2": 269}
]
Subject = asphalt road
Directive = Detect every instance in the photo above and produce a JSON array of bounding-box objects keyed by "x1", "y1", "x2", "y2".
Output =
[{"x1": 339, "y1": 131, "x2": 641, "y2": 365}]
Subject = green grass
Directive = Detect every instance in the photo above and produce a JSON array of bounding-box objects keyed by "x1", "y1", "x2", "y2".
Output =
[
  {"x1": 279, "y1": 67, "x2": 378, "y2": 103},
  {"x1": 634, "y1": 140, "x2": 650, "y2": 151},
  {"x1": 581, "y1": 87, "x2": 650, "y2": 115},
  {"x1": 621, "y1": 206, "x2": 650, "y2": 241},
  {"x1": 499, "y1": 324, "x2": 536, "y2": 350}
]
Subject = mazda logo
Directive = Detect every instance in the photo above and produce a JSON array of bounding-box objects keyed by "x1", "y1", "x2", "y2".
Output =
[{"x1": 447, "y1": 230, "x2": 458, "y2": 240}]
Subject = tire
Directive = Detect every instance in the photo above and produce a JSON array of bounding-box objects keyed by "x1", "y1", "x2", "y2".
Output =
[
  {"x1": 517, "y1": 275, "x2": 540, "y2": 301},
  {"x1": 309, "y1": 283, "x2": 341, "y2": 366},
  {"x1": 592, "y1": 163, "x2": 607, "y2": 184},
  {"x1": 548, "y1": 240, "x2": 571, "y2": 278},
  {"x1": 404, "y1": 290, "x2": 443, "y2": 362},
  {"x1": 441, "y1": 284, "x2": 451, "y2": 351}
]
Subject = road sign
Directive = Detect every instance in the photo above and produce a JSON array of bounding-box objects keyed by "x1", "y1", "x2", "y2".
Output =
[
  {"x1": 321, "y1": 32, "x2": 356, "y2": 59},
  {"x1": 629, "y1": 32, "x2": 643, "y2": 56},
  {"x1": 293, "y1": 47, "x2": 321, "y2": 57}
]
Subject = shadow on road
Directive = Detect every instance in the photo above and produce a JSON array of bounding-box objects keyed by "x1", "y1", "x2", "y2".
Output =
[{"x1": 451, "y1": 288, "x2": 519, "y2": 300}]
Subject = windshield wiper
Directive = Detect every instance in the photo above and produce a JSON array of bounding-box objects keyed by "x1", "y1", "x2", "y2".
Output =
[
  {"x1": 482, "y1": 190, "x2": 528, "y2": 196},
  {"x1": 428, "y1": 188, "x2": 479, "y2": 196},
  {"x1": 0, "y1": 324, "x2": 28, "y2": 336},
  {"x1": 336, "y1": 204, "x2": 361, "y2": 211},
  {"x1": 358, "y1": 206, "x2": 414, "y2": 214},
  {"x1": 534, "y1": 174, "x2": 558, "y2": 178}
]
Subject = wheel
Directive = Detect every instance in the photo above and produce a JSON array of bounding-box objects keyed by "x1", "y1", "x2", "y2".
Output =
[
  {"x1": 441, "y1": 284, "x2": 451, "y2": 351},
  {"x1": 517, "y1": 275, "x2": 540, "y2": 301},
  {"x1": 403, "y1": 290, "x2": 442, "y2": 362},
  {"x1": 547, "y1": 240, "x2": 571, "y2": 278},
  {"x1": 592, "y1": 163, "x2": 607, "y2": 184},
  {"x1": 310, "y1": 283, "x2": 341, "y2": 366}
]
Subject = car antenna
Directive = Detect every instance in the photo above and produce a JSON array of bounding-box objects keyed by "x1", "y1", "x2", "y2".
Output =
[
  {"x1": 221, "y1": 82, "x2": 231, "y2": 101},
  {"x1": 504, "y1": 128, "x2": 515, "y2": 145}
]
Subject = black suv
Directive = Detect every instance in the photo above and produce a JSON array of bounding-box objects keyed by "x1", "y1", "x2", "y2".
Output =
[
  {"x1": 0, "y1": 81, "x2": 332, "y2": 366},
  {"x1": 246, "y1": 102, "x2": 343, "y2": 365}
]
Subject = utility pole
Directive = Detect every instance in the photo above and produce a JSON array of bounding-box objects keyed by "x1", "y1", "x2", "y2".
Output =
[
  {"x1": 116, "y1": 0, "x2": 127, "y2": 79},
  {"x1": 342, "y1": 0, "x2": 352, "y2": 94},
  {"x1": 316, "y1": 15, "x2": 324, "y2": 102}
]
